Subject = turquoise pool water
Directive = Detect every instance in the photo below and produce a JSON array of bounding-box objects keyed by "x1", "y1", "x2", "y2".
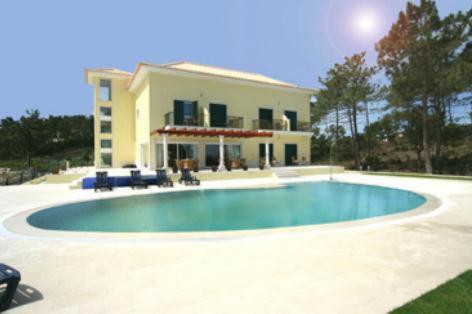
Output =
[{"x1": 27, "y1": 182, "x2": 426, "y2": 232}]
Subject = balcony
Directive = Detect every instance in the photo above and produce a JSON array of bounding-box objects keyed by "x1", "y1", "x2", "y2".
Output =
[
  {"x1": 164, "y1": 112, "x2": 204, "y2": 127},
  {"x1": 252, "y1": 119, "x2": 311, "y2": 132}
]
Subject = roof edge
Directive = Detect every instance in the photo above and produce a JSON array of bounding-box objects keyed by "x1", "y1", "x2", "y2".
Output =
[{"x1": 127, "y1": 62, "x2": 316, "y2": 94}]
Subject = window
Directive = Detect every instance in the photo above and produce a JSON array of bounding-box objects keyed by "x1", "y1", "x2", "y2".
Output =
[
  {"x1": 205, "y1": 144, "x2": 241, "y2": 167},
  {"x1": 99, "y1": 79, "x2": 111, "y2": 101},
  {"x1": 174, "y1": 100, "x2": 198, "y2": 125},
  {"x1": 100, "y1": 153, "x2": 112, "y2": 167},
  {"x1": 100, "y1": 121, "x2": 112, "y2": 133},
  {"x1": 101, "y1": 139, "x2": 112, "y2": 149},
  {"x1": 157, "y1": 143, "x2": 199, "y2": 168},
  {"x1": 284, "y1": 110, "x2": 297, "y2": 131},
  {"x1": 100, "y1": 107, "x2": 112, "y2": 117}
]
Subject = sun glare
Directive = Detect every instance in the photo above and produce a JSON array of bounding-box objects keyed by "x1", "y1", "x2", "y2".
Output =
[{"x1": 353, "y1": 11, "x2": 379, "y2": 37}]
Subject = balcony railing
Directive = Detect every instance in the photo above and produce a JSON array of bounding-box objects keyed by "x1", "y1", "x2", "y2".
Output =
[
  {"x1": 252, "y1": 119, "x2": 283, "y2": 131},
  {"x1": 252, "y1": 119, "x2": 312, "y2": 132},
  {"x1": 296, "y1": 121, "x2": 312, "y2": 132},
  {"x1": 163, "y1": 112, "x2": 310, "y2": 132},
  {"x1": 227, "y1": 116, "x2": 243, "y2": 128},
  {"x1": 164, "y1": 112, "x2": 205, "y2": 127}
]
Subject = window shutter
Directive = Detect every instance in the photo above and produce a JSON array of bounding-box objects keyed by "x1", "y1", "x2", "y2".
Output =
[
  {"x1": 192, "y1": 101, "x2": 198, "y2": 121},
  {"x1": 174, "y1": 100, "x2": 183, "y2": 125}
]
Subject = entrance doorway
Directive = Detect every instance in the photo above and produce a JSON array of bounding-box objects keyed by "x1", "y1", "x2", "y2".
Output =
[{"x1": 284, "y1": 144, "x2": 298, "y2": 166}]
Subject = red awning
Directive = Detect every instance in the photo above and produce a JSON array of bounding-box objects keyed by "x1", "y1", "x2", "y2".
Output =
[{"x1": 150, "y1": 127, "x2": 272, "y2": 138}]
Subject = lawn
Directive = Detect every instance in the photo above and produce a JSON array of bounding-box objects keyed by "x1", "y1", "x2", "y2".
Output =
[{"x1": 391, "y1": 270, "x2": 472, "y2": 313}]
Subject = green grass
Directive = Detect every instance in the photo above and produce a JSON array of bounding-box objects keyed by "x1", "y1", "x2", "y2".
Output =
[
  {"x1": 362, "y1": 171, "x2": 472, "y2": 181},
  {"x1": 391, "y1": 270, "x2": 472, "y2": 313}
]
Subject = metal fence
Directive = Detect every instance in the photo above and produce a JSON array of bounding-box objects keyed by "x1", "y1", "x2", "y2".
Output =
[{"x1": 0, "y1": 169, "x2": 38, "y2": 186}]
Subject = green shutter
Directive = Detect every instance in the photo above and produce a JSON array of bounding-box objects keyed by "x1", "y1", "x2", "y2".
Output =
[
  {"x1": 210, "y1": 103, "x2": 227, "y2": 127},
  {"x1": 192, "y1": 101, "x2": 198, "y2": 122},
  {"x1": 259, "y1": 109, "x2": 273, "y2": 129},
  {"x1": 174, "y1": 100, "x2": 183, "y2": 125}
]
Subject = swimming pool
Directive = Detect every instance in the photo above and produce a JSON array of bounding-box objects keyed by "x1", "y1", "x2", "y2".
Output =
[{"x1": 27, "y1": 182, "x2": 426, "y2": 233}]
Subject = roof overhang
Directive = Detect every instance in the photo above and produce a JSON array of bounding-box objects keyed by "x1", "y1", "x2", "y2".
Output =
[
  {"x1": 128, "y1": 63, "x2": 316, "y2": 95},
  {"x1": 84, "y1": 69, "x2": 131, "y2": 85}
]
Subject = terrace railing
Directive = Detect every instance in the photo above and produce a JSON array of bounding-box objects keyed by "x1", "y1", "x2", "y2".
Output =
[
  {"x1": 252, "y1": 119, "x2": 312, "y2": 132},
  {"x1": 227, "y1": 116, "x2": 244, "y2": 129},
  {"x1": 164, "y1": 112, "x2": 205, "y2": 127}
]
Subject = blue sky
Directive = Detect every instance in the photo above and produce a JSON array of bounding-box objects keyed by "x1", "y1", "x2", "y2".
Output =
[{"x1": 0, "y1": 0, "x2": 469, "y2": 119}]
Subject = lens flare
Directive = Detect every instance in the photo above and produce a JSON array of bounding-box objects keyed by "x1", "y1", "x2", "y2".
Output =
[{"x1": 353, "y1": 11, "x2": 379, "y2": 37}]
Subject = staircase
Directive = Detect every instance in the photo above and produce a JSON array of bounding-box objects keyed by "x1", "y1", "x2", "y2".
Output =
[{"x1": 272, "y1": 167, "x2": 300, "y2": 179}]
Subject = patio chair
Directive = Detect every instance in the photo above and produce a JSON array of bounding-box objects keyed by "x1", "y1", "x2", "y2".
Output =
[
  {"x1": 156, "y1": 169, "x2": 173, "y2": 187},
  {"x1": 94, "y1": 171, "x2": 113, "y2": 192},
  {"x1": 178, "y1": 169, "x2": 200, "y2": 186},
  {"x1": 130, "y1": 170, "x2": 148, "y2": 189},
  {"x1": 0, "y1": 264, "x2": 21, "y2": 312}
]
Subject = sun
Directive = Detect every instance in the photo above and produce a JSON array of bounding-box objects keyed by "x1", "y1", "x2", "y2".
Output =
[{"x1": 353, "y1": 11, "x2": 379, "y2": 37}]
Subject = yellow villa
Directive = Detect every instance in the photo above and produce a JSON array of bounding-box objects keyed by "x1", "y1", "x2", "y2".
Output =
[{"x1": 85, "y1": 62, "x2": 315, "y2": 171}]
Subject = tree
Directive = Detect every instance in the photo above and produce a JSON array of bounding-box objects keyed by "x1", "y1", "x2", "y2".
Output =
[
  {"x1": 315, "y1": 52, "x2": 377, "y2": 168},
  {"x1": 19, "y1": 109, "x2": 44, "y2": 167},
  {"x1": 376, "y1": 0, "x2": 472, "y2": 173}
]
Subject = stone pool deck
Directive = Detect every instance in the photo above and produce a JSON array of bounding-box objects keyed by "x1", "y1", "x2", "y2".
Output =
[{"x1": 0, "y1": 173, "x2": 471, "y2": 313}]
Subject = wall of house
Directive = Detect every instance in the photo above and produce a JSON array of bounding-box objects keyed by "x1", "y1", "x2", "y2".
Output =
[
  {"x1": 143, "y1": 73, "x2": 312, "y2": 168},
  {"x1": 147, "y1": 72, "x2": 311, "y2": 132},
  {"x1": 93, "y1": 77, "x2": 135, "y2": 168},
  {"x1": 134, "y1": 77, "x2": 151, "y2": 167}
]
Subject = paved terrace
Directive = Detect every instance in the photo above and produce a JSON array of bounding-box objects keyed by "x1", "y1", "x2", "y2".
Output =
[{"x1": 0, "y1": 173, "x2": 471, "y2": 313}]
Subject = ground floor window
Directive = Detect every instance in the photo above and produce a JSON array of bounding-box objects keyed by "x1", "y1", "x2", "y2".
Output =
[
  {"x1": 100, "y1": 153, "x2": 112, "y2": 167},
  {"x1": 156, "y1": 143, "x2": 199, "y2": 168},
  {"x1": 205, "y1": 144, "x2": 241, "y2": 167}
]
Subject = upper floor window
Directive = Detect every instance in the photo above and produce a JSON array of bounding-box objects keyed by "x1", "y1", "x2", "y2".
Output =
[
  {"x1": 100, "y1": 121, "x2": 112, "y2": 133},
  {"x1": 100, "y1": 107, "x2": 112, "y2": 117},
  {"x1": 99, "y1": 79, "x2": 112, "y2": 101},
  {"x1": 174, "y1": 100, "x2": 198, "y2": 126},
  {"x1": 101, "y1": 139, "x2": 112, "y2": 149},
  {"x1": 284, "y1": 110, "x2": 297, "y2": 131}
]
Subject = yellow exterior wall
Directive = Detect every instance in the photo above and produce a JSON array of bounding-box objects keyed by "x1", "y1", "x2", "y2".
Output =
[
  {"x1": 92, "y1": 77, "x2": 135, "y2": 168},
  {"x1": 134, "y1": 78, "x2": 151, "y2": 167},
  {"x1": 146, "y1": 72, "x2": 312, "y2": 168},
  {"x1": 90, "y1": 68, "x2": 312, "y2": 169},
  {"x1": 148, "y1": 72, "x2": 311, "y2": 132}
]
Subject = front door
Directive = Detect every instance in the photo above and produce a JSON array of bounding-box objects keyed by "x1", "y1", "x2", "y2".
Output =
[{"x1": 285, "y1": 144, "x2": 298, "y2": 166}]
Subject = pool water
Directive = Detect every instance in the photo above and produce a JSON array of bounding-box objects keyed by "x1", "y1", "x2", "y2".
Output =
[{"x1": 27, "y1": 182, "x2": 426, "y2": 232}]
